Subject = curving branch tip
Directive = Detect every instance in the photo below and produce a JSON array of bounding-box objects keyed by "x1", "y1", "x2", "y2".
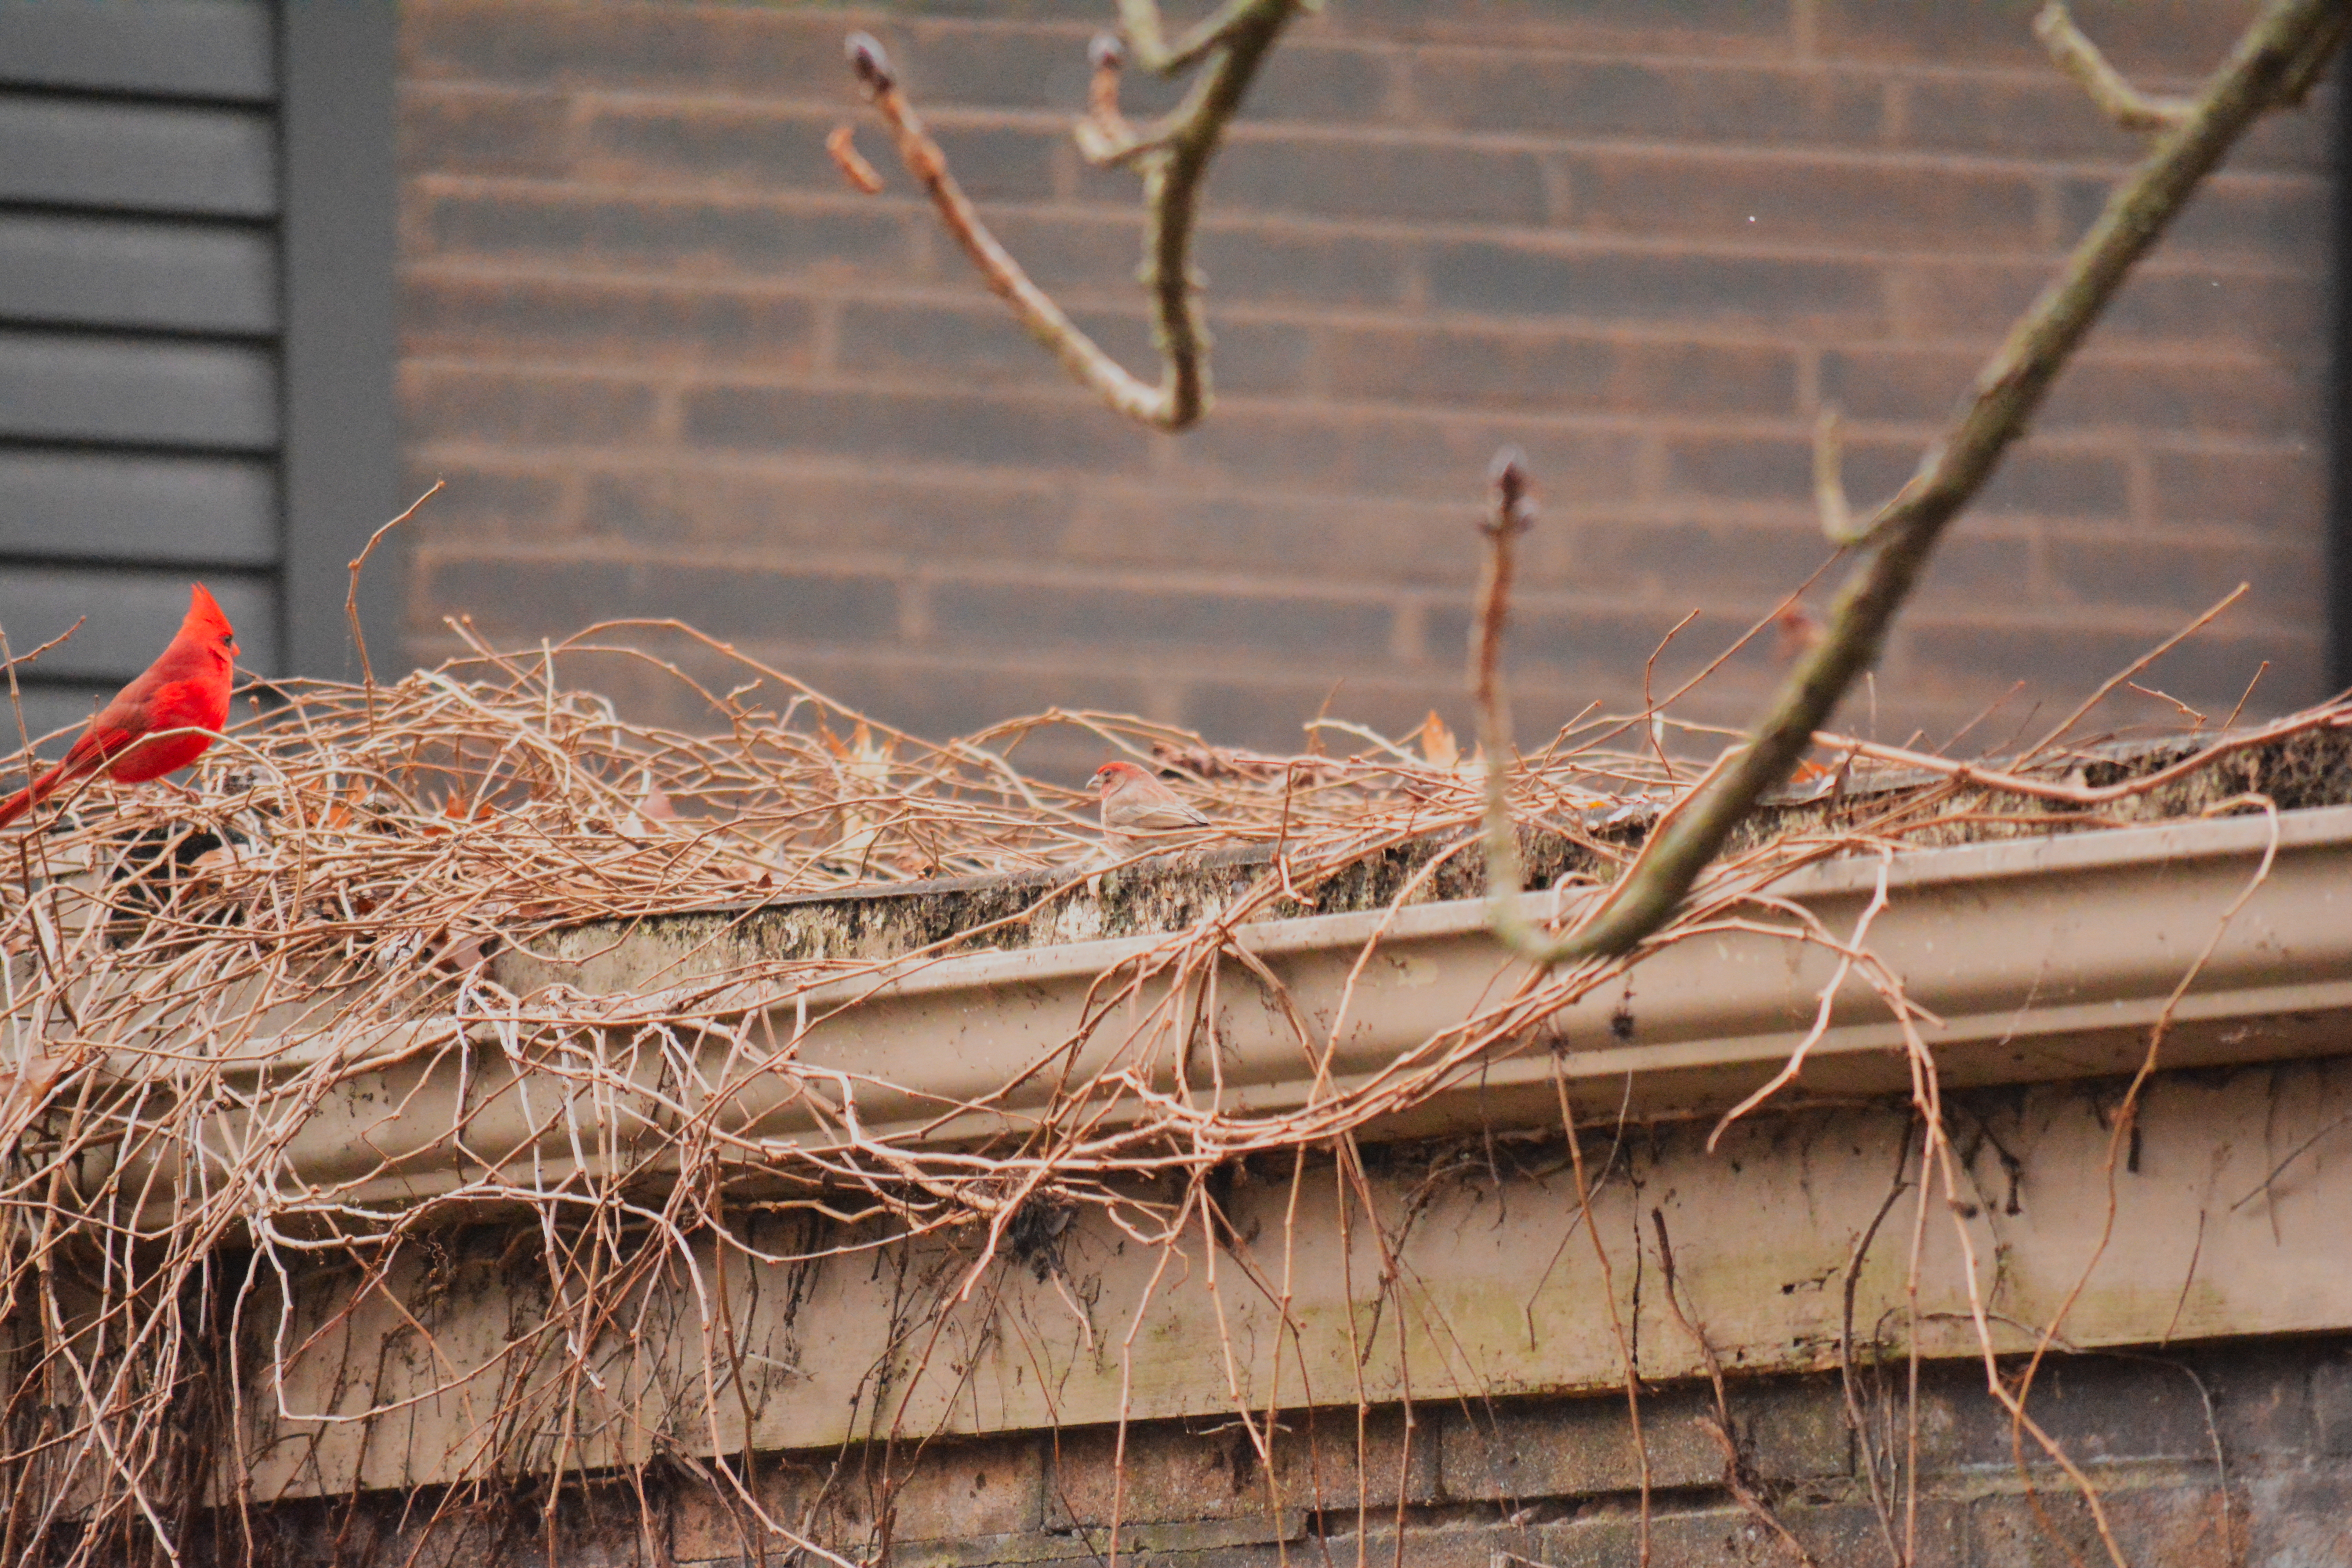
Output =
[
  {"x1": 845, "y1": 31, "x2": 894, "y2": 93},
  {"x1": 1486, "y1": 446, "x2": 1535, "y2": 534},
  {"x1": 844, "y1": 0, "x2": 1302, "y2": 433},
  {"x1": 1813, "y1": 404, "x2": 1856, "y2": 544},
  {"x1": 2031, "y1": 0, "x2": 2190, "y2": 132}
]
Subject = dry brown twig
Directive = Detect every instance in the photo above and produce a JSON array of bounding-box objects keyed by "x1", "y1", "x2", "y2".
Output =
[
  {"x1": 0, "y1": 612, "x2": 1704, "y2": 1566},
  {"x1": 837, "y1": 0, "x2": 1307, "y2": 430},
  {"x1": 347, "y1": 478, "x2": 443, "y2": 730},
  {"x1": 2033, "y1": 2, "x2": 2196, "y2": 131},
  {"x1": 1650, "y1": 1209, "x2": 1819, "y2": 1568},
  {"x1": 0, "y1": 607, "x2": 2323, "y2": 1564}
]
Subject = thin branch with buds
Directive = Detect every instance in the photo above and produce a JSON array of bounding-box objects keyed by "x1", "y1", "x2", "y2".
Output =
[
  {"x1": 2036, "y1": 0, "x2": 2347, "y2": 132},
  {"x1": 837, "y1": 0, "x2": 1306, "y2": 431},
  {"x1": 2033, "y1": 3, "x2": 2194, "y2": 132}
]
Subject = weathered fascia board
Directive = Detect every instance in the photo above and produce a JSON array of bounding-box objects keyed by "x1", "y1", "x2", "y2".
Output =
[
  {"x1": 153, "y1": 803, "x2": 2352, "y2": 1216},
  {"x1": 246, "y1": 1057, "x2": 2352, "y2": 1498}
]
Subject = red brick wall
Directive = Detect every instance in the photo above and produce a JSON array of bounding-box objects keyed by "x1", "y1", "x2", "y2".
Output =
[
  {"x1": 396, "y1": 0, "x2": 2332, "y2": 767},
  {"x1": 261, "y1": 1332, "x2": 2352, "y2": 1566}
]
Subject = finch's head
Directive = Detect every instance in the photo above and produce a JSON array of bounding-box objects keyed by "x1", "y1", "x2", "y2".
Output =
[
  {"x1": 1089, "y1": 760, "x2": 1149, "y2": 798},
  {"x1": 185, "y1": 583, "x2": 240, "y2": 660}
]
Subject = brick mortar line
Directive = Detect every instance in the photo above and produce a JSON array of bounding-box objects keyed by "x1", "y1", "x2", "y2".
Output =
[
  {"x1": 396, "y1": 451, "x2": 2089, "y2": 536},
  {"x1": 389, "y1": 254, "x2": 2330, "y2": 321},
  {"x1": 398, "y1": 424, "x2": 2316, "y2": 461},
  {"x1": 400, "y1": 381, "x2": 2314, "y2": 465},
  {"x1": 410, "y1": 82, "x2": 2325, "y2": 183},
  {"x1": 1893, "y1": 610, "x2": 2320, "y2": 638},
  {"x1": 397, "y1": 260, "x2": 2325, "y2": 351},
  {"x1": 403, "y1": 174, "x2": 2325, "y2": 267},
  {"x1": 407, "y1": 134, "x2": 2333, "y2": 196},
  {"x1": 398, "y1": 631, "x2": 1739, "y2": 692},
  {"x1": 399, "y1": 460, "x2": 2310, "y2": 515},
  {"x1": 396, "y1": 450, "x2": 2294, "y2": 519},
  {"x1": 393, "y1": 321, "x2": 2315, "y2": 383},
  {"x1": 395, "y1": 67, "x2": 2324, "y2": 175},
  {"x1": 417, "y1": 465, "x2": 2286, "y2": 524},
  {"x1": 397, "y1": 250, "x2": 2323, "y2": 294},
  {"x1": 401, "y1": 430, "x2": 2317, "y2": 480},
  {"x1": 399, "y1": 361, "x2": 2305, "y2": 445},
  {"x1": 412, "y1": 98, "x2": 2315, "y2": 187},
  {"x1": 406, "y1": 539, "x2": 2322, "y2": 640},
  {"x1": 413, "y1": 543, "x2": 1469, "y2": 607},
  {"x1": 401, "y1": 557, "x2": 1608, "y2": 631},
  {"x1": 395, "y1": 330, "x2": 2306, "y2": 385},
  {"x1": 2015, "y1": 523, "x2": 2322, "y2": 552},
  {"x1": 1387, "y1": 44, "x2": 2258, "y2": 94},
  {"x1": 402, "y1": 634, "x2": 1445, "y2": 686},
  {"x1": 396, "y1": 495, "x2": 2118, "y2": 549},
  {"x1": 398, "y1": 343, "x2": 2299, "y2": 403},
  {"x1": 403, "y1": 20, "x2": 2274, "y2": 95}
]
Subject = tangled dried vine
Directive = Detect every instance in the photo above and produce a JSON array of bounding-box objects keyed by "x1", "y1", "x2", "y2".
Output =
[{"x1": 0, "y1": 615, "x2": 2339, "y2": 1566}]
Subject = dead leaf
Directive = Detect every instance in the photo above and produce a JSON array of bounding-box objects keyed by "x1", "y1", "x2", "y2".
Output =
[
  {"x1": 318, "y1": 775, "x2": 370, "y2": 829},
  {"x1": 430, "y1": 930, "x2": 489, "y2": 974},
  {"x1": 185, "y1": 844, "x2": 243, "y2": 881},
  {"x1": 0, "y1": 1051, "x2": 66, "y2": 1151},
  {"x1": 419, "y1": 793, "x2": 496, "y2": 835}
]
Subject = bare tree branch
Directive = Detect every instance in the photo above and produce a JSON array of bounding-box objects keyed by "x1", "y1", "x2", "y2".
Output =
[
  {"x1": 1115, "y1": 0, "x2": 1285, "y2": 74},
  {"x1": 1812, "y1": 405, "x2": 1855, "y2": 544},
  {"x1": 841, "y1": 1, "x2": 1305, "y2": 432},
  {"x1": 2276, "y1": 6, "x2": 2352, "y2": 103},
  {"x1": 1476, "y1": 0, "x2": 2347, "y2": 964},
  {"x1": 2038, "y1": 0, "x2": 2350, "y2": 130},
  {"x1": 2034, "y1": 2, "x2": 2194, "y2": 132}
]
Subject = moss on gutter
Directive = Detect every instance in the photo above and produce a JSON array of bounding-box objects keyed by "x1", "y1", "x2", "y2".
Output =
[{"x1": 503, "y1": 726, "x2": 2352, "y2": 995}]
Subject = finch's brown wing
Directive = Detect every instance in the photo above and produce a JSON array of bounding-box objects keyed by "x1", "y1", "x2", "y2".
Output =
[{"x1": 1117, "y1": 799, "x2": 1210, "y2": 831}]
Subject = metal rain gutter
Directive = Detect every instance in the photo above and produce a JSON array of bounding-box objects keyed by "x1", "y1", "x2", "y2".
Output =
[{"x1": 114, "y1": 804, "x2": 2352, "y2": 1217}]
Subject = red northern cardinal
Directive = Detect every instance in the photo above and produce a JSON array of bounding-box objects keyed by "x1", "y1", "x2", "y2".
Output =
[
  {"x1": 1090, "y1": 760, "x2": 1210, "y2": 850},
  {"x1": 0, "y1": 584, "x2": 239, "y2": 830}
]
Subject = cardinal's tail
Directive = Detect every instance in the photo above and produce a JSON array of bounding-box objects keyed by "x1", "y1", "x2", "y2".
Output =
[{"x1": 0, "y1": 760, "x2": 74, "y2": 831}]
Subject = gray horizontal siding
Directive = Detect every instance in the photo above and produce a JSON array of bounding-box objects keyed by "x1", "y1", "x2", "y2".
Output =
[
  {"x1": 0, "y1": 0, "x2": 274, "y2": 102},
  {"x1": 0, "y1": 7, "x2": 284, "y2": 728},
  {"x1": 0, "y1": 682, "x2": 119, "y2": 748},
  {"x1": 0, "y1": 566, "x2": 276, "y2": 681},
  {"x1": 0, "y1": 95, "x2": 276, "y2": 215},
  {"x1": 0, "y1": 212, "x2": 275, "y2": 333},
  {"x1": 0, "y1": 329, "x2": 278, "y2": 448},
  {"x1": 0, "y1": 449, "x2": 276, "y2": 564},
  {"x1": 0, "y1": 0, "x2": 387, "y2": 718}
]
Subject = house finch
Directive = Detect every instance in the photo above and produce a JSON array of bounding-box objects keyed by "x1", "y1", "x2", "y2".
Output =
[
  {"x1": 0, "y1": 583, "x2": 239, "y2": 829},
  {"x1": 1090, "y1": 759, "x2": 1209, "y2": 851}
]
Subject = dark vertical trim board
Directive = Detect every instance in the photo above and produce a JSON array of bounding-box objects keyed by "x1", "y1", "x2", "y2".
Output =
[
  {"x1": 280, "y1": 0, "x2": 399, "y2": 681},
  {"x1": 2329, "y1": 71, "x2": 2352, "y2": 693}
]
